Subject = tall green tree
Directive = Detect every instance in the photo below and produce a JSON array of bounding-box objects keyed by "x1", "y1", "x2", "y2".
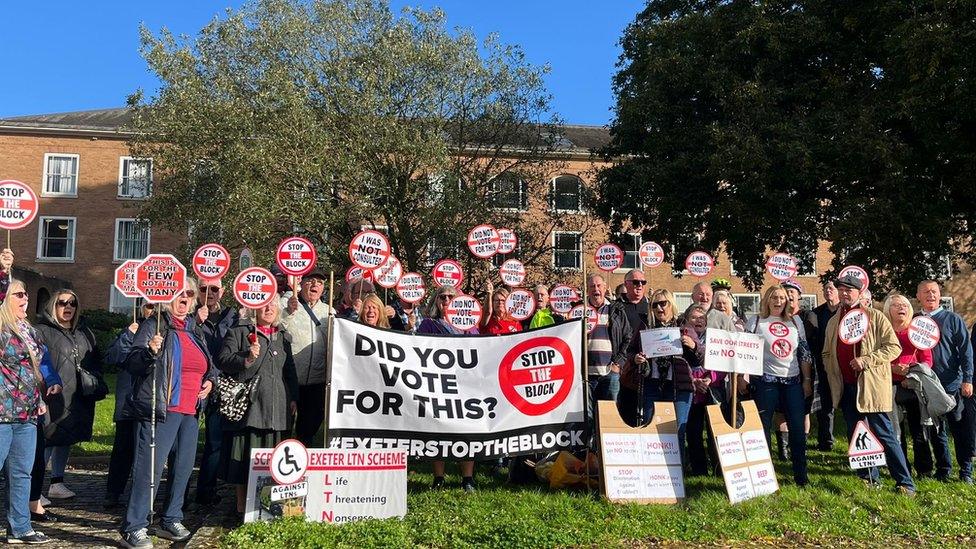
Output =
[
  {"x1": 127, "y1": 0, "x2": 571, "y2": 289},
  {"x1": 597, "y1": 0, "x2": 976, "y2": 292}
]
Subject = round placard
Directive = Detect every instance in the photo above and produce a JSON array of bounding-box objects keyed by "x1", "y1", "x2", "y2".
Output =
[
  {"x1": 506, "y1": 289, "x2": 536, "y2": 321},
  {"x1": 445, "y1": 295, "x2": 482, "y2": 332},
  {"x1": 765, "y1": 253, "x2": 798, "y2": 282},
  {"x1": 594, "y1": 243, "x2": 624, "y2": 272},
  {"x1": 839, "y1": 308, "x2": 870, "y2": 345},
  {"x1": 685, "y1": 251, "x2": 714, "y2": 278},
  {"x1": 467, "y1": 225, "x2": 500, "y2": 259},
  {"x1": 638, "y1": 241, "x2": 664, "y2": 268},
  {"x1": 348, "y1": 230, "x2": 391, "y2": 270}
]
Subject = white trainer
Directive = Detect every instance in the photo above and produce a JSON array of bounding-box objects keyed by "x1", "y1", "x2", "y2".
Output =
[{"x1": 46, "y1": 483, "x2": 75, "y2": 500}]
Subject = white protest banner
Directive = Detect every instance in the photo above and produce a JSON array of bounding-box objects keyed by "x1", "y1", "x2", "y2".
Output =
[
  {"x1": 839, "y1": 265, "x2": 870, "y2": 291},
  {"x1": 192, "y1": 243, "x2": 231, "y2": 280},
  {"x1": 685, "y1": 251, "x2": 714, "y2": 278},
  {"x1": 497, "y1": 228, "x2": 518, "y2": 254},
  {"x1": 245, "y1": 446, "x2": 407, "y2": 524},
  {"x1": 839, "y1": 309, "x2": 869, "y2": 345},
  {"x1": 765, "y1": 253, "x2": 798, "y2": 281},
  {"x1": 431, "y1": 259, "x2": 464, "y2": 288},
  {"x1": 703, "y1": 328, "x2": 763, "y2": 375},
  {"x1": 639, "y1": 241, "x2": 664, "y2": 268},
  {"x1": 327, "y1": 319, "x2": 586, "y2": 460},
  {"x1": 349, "y1": 230, "x2": 391, "y2": 270},
  {"x1": 550, "y1": 284, "x2": 579, "y2": 314},
  {"x1": 395, "y1": 272, "x2": 426, "y2": 304},
  {"x1": 373, "y1": 255, "x2": 403, "y2": 289},
  {"x1": 908, "y1": 315, "x2": 940, "y2": 351},
  {"x1": 234, "y1": 267, "x2": 278, "y2": 309},
  {"x1": 0, "y1": 180, "x2": 39, "y2": 230},
  {"x1": 595, "y1": 243, "x2": 623, "y2": 272},
  {"x1": 445, "y1": 295, "x2": 482, "y2": 332},
  {"x1": 467, "y1": 225, "x2": 500, "y2": 259},
  {"x1": 639, "y1": 328, "x2": 683, "y2": 359},
  {"x1": 499, "y1": 259, "x2": 526, "y2": 287},
  {"x1": 506, "y1": 289, "x2": 535, "y2": 321},
  {"x1": 848, "y1": 420, "x2": 886, "y2": 470}
]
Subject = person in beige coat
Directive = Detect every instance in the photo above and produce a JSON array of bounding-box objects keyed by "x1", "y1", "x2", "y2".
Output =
[{"x1": 823, "y1": 274, "x2": 916, "y2": 495}]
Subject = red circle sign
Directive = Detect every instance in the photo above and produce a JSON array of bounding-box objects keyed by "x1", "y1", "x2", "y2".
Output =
[
  {"x1": 506, "y1": 289, "x2": 536, "y2": 321},
  {"x1": 135, "y1": 254, "x2": 187, "y2": 303},
  {"x1": 499, "y1": 259, "x2": 526, "y2": 287},
  {"x1": 114, "y1": 259, "x2": 142, "y2": 298},
  {"x1": 768, "y1": 321, "x2": 790, "y2": 338},
  {"x1": 770, "y1": 338, "x2": 793, "y2": 359},
  {"x1": 498, "y1": 336, "x2": 576, "y2": 416},
  {"x1": 839, "y1": 308, "x2": 870, "y2": 345},
  {"x1": 497, "y1": 228, "x2": 518, "y2": 254},
  {"x1": 594, "y1": 243, "x2": 624, "y2": 272},
  {"x1": 373, "y1": 255, "x2": 403, "y2": 289},
  {"x1": 349, "y1": 230, "x2": 391, "y2": 270},
  {"x1": 233, "y1": 267, "x2": 278, "y2": 309},
  {"x1": 432, "y1": 259, "x2": 464, "y2": 288},
  {"x1": 445, "y1": 295, "x2": 482, "y2": 332},
  {"x1": 685, "y1": 251, "x2": 714, "y2": 278},
  {"x1": 467, "y1": 225, "x2": 500, "y2": 259},
  {"x1": 396, "y1": 272, "x2": 426, "y2": 304},
  {"x1": 345, "y1": 266, "x2": 367, "y2": 282},
  {"x1": 569, "y1": 304, "x2": 597, "y2": 334},
  {"x1": 839, "y1": 265, "x2": 870, "y2": 291},
  {"x1": 276, "y1": 237, "x2": 317, "y2": 277},
  {"x1": 908, "y1": 316, "x2": 941, "y2": 351},
  {"x1": 639, "y1": 241, "x2": 664, "y2": 268},
  {"x1": 0, "y1": 180, "x2": 39, "y2": 230},
  {"x1": 765, "y1": 253, "x2": 798, "y2": 282},
  {"x1": 550, "y1": 284, "x2": 579, "y2": 314},
  {"x1": 192, "y1": 243, "x2": 231, "y2": 280}
]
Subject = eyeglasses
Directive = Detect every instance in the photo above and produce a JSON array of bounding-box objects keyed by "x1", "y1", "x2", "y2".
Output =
[
  {"x1": 56, "y1": 299, "x2": 77, "y2": 307},
  {"x1": 438, "y1": 294, "x2": 456, "y2": 301},
  {"x1": 652, "y1": 301, "x2": 669, "y2": 309},
  {"x1": 199, "y1": 286, "x2": 221, "y2": 293},
  {"x1": 9, "y1": 291, "x2": 27, "y2": 299},
  {"x1": 627, "y1": 280, "x2": 647, "y2": 286}
]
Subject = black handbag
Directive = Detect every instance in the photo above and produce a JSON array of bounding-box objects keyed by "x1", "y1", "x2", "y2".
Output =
[
  {"x1": 217, "y1": 328, "x2": 265, "y2": 422},
  {"x1": 73, "y1": 345, "x2": 108, "y2": 400}
]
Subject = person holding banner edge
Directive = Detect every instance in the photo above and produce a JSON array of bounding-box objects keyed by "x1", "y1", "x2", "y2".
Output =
[{"x1": 823, "y1": 274, "x2": 916, "y2": 495}]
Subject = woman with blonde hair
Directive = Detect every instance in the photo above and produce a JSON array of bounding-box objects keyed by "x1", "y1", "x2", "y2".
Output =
[{"x1": 358, "y1": 294, "x2": 390, "y2": 329}]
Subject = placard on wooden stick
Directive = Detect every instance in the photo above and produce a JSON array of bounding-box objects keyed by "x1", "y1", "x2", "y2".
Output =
[
  {"x1": 707, "y1": 400, "x2": 778, "y2": 504},
  {"x1": 598, "y1": 400, "x2": 684, "y2": 504}
]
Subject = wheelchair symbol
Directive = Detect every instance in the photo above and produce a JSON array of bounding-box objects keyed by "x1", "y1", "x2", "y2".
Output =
[
  {"x1": 270, "y1": 439, "x2": 308, "y2": 485},
  {"x1": 277, "y1": 447, "x2": 300, "y2": 477}
]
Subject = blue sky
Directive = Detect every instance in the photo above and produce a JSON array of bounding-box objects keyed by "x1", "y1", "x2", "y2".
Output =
[{"x1": 0, "y1": 1, "x2": 645, "y2": 126}]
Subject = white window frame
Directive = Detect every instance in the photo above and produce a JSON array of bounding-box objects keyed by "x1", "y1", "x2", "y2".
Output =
[
  {"x1": 425, "y1": 235, "x2": 459, "y2": 269},
  {"x1": 41, "y1": 153, "x2": 79, "y2": 197},
  {"x1": 552, "y1": 231, "x2": 582, "y2": 271},
  {"x1": 492, "y1": 241, "x2": 522, "y2": 268},
  {"x1": 118, "y1": 156, "x2": 153, "y2": 200},
  {"x1": 113, "y1": 218, "x2": 151, "y2": 262},
  {"x1": 799, "y1": 293, "x2": 818, "y2": 311},
  {"x1": 617, "y1": 232, "x2": 641, "y2": 272},
  {"x1": 109, "y1": 285, "x2": 140, "y2": 314},
  {"x1": 36, "y1": 216, "x2": 76, "y2": 262},
  {"x1": 733, "y1": 292, "x2": 761, "y2": 318},
  {"x1": 550, "y1": 174, "x2": 583, "y2": 213},
  {"x1": 674, "y1": 292, "x2": 693, "y2": 313},
  {"x1": 491, "y1": 175, "x2": 528, "y2": 211}
]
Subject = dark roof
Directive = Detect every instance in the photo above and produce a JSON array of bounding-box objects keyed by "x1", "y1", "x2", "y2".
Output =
[{"x1": 0, "y1": 108, "x2": 611, "y2": 152}]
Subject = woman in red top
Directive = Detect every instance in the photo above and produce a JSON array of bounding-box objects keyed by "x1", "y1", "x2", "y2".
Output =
[
  {"x1": 480, "y1": 283, "x2": 521, "y2": 335},
  {"x1": 883, "y1": 293, "x2": 934, "y2": 477}
]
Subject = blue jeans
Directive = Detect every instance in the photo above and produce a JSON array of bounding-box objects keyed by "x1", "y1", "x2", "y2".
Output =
[
  {"x1": 752, "y1": 377, "x2": 808, "y2": 484},
  {"x1": 44, "y1": 445, "x2": 70, "y2": 479},
  {"x1": 839, "y1": 383, "x2": 915, "y2": 489},
  {"x1": 930, "y1": 393, "x2": 975, "y2": 480},
  {"x1": 587, "y1": 372, "x2": 619, "y2": 423},
  {"x1": 123, "y1": 413, "x2": 199, "y2": 534},
  {"x1": 0, "y1": 422, "x2": 38, "y2": 536}
]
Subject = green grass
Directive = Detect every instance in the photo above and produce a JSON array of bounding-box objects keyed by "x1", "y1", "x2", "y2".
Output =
[
  {"x1": 76, "y1": 372, "x2": 118, "y2": 456},
  {"x1": 222, "y1": 448, "x2": 976, "y2": 548}
]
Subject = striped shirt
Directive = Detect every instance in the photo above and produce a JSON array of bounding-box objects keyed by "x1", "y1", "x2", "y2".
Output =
[{"x1": 588, "y1": 302, "x2": 613, "y2": 376}]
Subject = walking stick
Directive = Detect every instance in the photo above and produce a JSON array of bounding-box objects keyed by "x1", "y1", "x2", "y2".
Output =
[
  {"x1": 323, "y1": 271, "x2": 335, "y2": 448},
  {"x1": 149, "y1": 306, "x2": 160, "y2": 525}
]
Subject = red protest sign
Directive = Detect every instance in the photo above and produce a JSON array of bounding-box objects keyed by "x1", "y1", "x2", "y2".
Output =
[
  {"x1": 499, "y1": 259, "x2": 526, "y2": 287},
  {"x1": 374, "y1": 255, "x2": 403, "y2": 289},
  {"x1": 594, "y1": 243, "x2": 624, "y2": 272},
  {"x1": 908, "y1": 316, "x2": 940, "y2": 351},
  {"x1": 432, "y1": 259, "x2": 464, "y2": 288},
  {"x1": 192, "y1": 243, "x2": 231, "y2": 280},
  {"x1": 839, "y1": 265, "x2": 870, "y2": 291},
  {"x1": 639, "y1": 241, "x2": 664, "y2": 268},
  {"x1": 498, "y1": 336, "x2": 576, "y2": 416},
  {"x1": 0, "y1": 180, "x2": 39, "y2": 230},
  {"x1": 497, "y1": 228, "x2": 518, "y2": 254},
  {"x1": 135, "y1": 254, "x2": 187, "y2": 303},
  {"x1": 506, "y1": 289, "x2": 536, "y2": 321},
  {"x1": 396, "y1": 272, "x2": 426, "y2": 304},
  {"x1": 349, "y1": 230, "x2": 391, "y2": 270},
  {"x1": 345, "y1": 265, "x2": 367, "y2": 282},
  {"x1": 445, "y1": 295, "x2": 482, "y2": 332},
  {"x1": 276, "y1": 237, "x2": 317, "y2": 277},
  {"x1": 685, "y1": 251, "x2": 714, "y2": 278},
  {"x1": 233, "y1": 267, "x2": 278, "y2": 309},
  {"x1": 467, "y1": 225, "x2": 500, "y2": 259},
  {"x1": 765, "y1": 253, "x2": 798, "y2": 282},
  {"x1": 114, "y1": 259, "x2": 142, "y2": 298},
  {"x1": 550, "y1": 284, "x2": 579, "y2": 314}
]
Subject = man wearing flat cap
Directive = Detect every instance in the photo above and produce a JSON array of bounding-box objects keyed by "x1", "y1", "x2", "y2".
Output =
[
  {"x1": 280, "y1": 268, "x2": 335, "y2": 445},
  {"x1": 823, "y1": 274, "x2": 917, "y2": 495}
]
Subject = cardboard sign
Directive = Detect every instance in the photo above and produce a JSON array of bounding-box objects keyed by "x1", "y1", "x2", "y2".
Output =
[
  {"x1": 599, "y1": 401, "x2": 684, "y2": 503},
  {"x1": 497, "y1": 228, "x2": 518, "y2": 254},
  {"x1": 445, "y1": 295, "x2": 482, "y2": 331},
  {"x1": 549, "y1": 284, "x2": 579, "y2": 314},
  {"x1": 765, "y1": 253, "x2": 798, "y2": 281},
  {"x1": 908, "y1": 316, "x2": 941, "y2": 351},
  {"x1": 192, "y1": 243, "x2": 231, "y2": 280},
  {"x1": 839, "y1": 265, "x2": 870, "y2": 291},
  {"x1": 595, "y1": 243, "x2": 624, "y2": 272},
  {"x1": 839, "y1": 309, "x2": 869, "y2": 345},
  {"x1": 270, "y1": 439, "x2": 309, "y2": 486},
  {"x1": 349, "y1": 230, "x2": 391, "y2": 270},
  {"x1": 703, "y1": 328, "x2": 763, "y2": 375},
  {"x1": 0, "y1": 180, "x2": 39, "y2": 230},
  {"x1": 685, "y1": 251, "x2": 714, "y2": 278},
  {"x1": 499, "y1": 259, "x2": 526, "y2": 287},
  {"x1": 639, "y1": 328, "x2": 683, "y2": 358},
  {"x1": 506, "y1": 289, "x2": 535, "y2": 321},
  {"x1": 245, "y1": 446, "x2": 406, "y2": 524},
  {"x1": 848, "y1": 420, "x2": 886, "y2": 469},
  {"x1": 568, "y1": 304, "x2": 597, "y2": 334},
  {"x1": 395, "y1": 272, "x2": 426, "y2": 304},
  {"x1": 135, "y1": 254, "x2": 187, "y2": 303},
  {"x1": 707, "y1": 401, "x2": 778, "y2": 504},
  {"x1": 431, "y1": 259, "x2": 464, "y2": 288},
  {"x1": 374, "y1": 255, "x2": 403, "y2": 289},
  {"x1": 639, "y1": 241, "x2": 664, "y2": 268},
  {"x1": 345, "y1": 266, "x2": 367, "y2": 282},
  {"x1": 234, "y1": 267, "x2": 278, "y2": 309},
  {"x1": 277, "y1": 237, "x2": 317, "y2": 277},
  {"x1": 467, "y1": 225, "x2": 500, "y2": 259},
  {"x1": 114, "y1": 259, "x2": 142, "y2": 298}
]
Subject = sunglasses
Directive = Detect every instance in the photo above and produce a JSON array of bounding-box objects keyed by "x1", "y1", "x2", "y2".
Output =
[
  {"x1": 9, "y1": 291, "x2": 27, "y2": 299},
  {"x1": 56, "y1": 299, "x2": 77, "y2": 307},
  {"x1": 181, "y1": 291, "x2": 196, "y2": 299},
  {"x1": 627, "y1": 280, "x2": 648, "y2": 286},
  {"x1": 652, "y1": 301, "x2": 669, "y2": 309},
  {"x1": 438, "y1": 294, "x2": 456, "y2": 301},
  {"x1": 199, "y1": 286, "x2": 221, "y2": 293}
]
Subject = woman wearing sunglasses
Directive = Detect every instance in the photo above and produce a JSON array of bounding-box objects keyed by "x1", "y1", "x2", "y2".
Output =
[
  {"x1": 34, "y1": 289, "x2": 104, "y2": 505},
  {"x1": 119, "y1": 280, "x2": 216, "y2": 548}
]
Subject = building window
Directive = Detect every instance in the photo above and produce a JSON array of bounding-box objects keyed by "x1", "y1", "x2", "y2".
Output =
[
  {"x1": 734, "y1": 293, "x2": 761, "y2": 318},
  {"x1": 109, "y1": 286, "x2": 142, "y2": 314},
  {"x1": 36, "y1": 217, "x2": 76, "y2": 261},
  {"x1": 118, "y1": 157, "x2": 152, "y2": 199},
  {"x1": 114, "y1": 219, "x2": 150, "y2": 261},
  {"x1": 425, "y1": 235, "x2": 458, "y2": 268},
  {"x1": 491, "y1": 174, "x2": 527, "y2": 210},
  {"x1": 551, "y1": 175, "x2": 583, "y2": 212},
  {"x1": 492, "y1": 242, "x2": 522, "y2": 268},
  {"x1": 620, "y1": 233, "x2": 641, "y2": 270},
  {"x1": 553, "y1": 232, "x2": 581, "y2": 270},
  {"x1": 674, "y1": 292, "x2": 693, "y2": 313},
  {"x1": 42, "y1": 153, "x2": 79, "y2": 196},
  {"x1": 799, "y1": 293, "x2": 818, "y2": 311}
]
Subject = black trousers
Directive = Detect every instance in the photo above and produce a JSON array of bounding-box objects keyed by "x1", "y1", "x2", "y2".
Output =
[
  {"x1": 295, "y1": 383, "x2": 326, "y2": 447},
  {"x1": 105, "y1": 419, "x2": 137, "y2": 499},
  {"x1": 29, "y1": 422, "x2": 45, "y2": 502}
]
